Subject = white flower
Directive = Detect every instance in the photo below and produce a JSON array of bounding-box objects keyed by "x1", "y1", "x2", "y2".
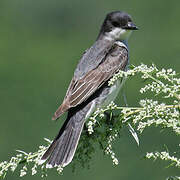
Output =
[{"x1": 20, "y1": 165, "x2": 27, "y2": 177}]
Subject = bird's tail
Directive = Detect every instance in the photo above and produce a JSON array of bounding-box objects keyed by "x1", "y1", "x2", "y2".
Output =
[{"x1": 40, "y1": 107, "x2": 87, "y2": 168}]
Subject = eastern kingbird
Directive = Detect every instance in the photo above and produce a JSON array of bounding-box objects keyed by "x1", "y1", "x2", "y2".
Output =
[{"x1": 40, "y1": 11, "x2": 138, "y2": 168}]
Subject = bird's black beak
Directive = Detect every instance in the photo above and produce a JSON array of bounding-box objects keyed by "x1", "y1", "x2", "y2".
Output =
[{"x1": 125, "y1": 22, "x2": 138, "y2": 30}]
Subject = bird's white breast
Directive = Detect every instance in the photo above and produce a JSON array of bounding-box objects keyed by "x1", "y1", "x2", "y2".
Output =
[
  {"x1": 102, "y1": 79, "x2": 125, "y2": 107},
  {"x1": 85, "y1": 78, "x2": 125, "y2": 120}
]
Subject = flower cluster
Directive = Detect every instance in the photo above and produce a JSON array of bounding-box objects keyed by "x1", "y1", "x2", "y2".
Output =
[
  {"x1": 109, "y1": 64, "x2": 180, "y2": 99},
  {"x1": 88, "y1": 64, "x2": 180, "y2": 178},
  {"x1": 87, "y1": 107, "x2": 104, "y2": 134},
  {"x1": 146, "y1": 151, "x2": 180, "y2": 180},
  {"x1": 0, "y1": 64, "x2": 179, "y2": 178},
  {"x1": 0, "y1": 138, "x2": 60, "y2": 178},
  {"x1": 87, "y1": 102, "x2": 118, "y2": 134},
  {"x1": 130, "y1": 99, "x2": 180, "y2": 134},
  {"x1": 146, "y1": 151, "x2": 180, "y2": 167},
  {"x1": 104, "y1": 131, "x2": 119, "y2": 165}
]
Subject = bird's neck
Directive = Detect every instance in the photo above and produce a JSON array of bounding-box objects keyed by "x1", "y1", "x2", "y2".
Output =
[
  {"x1": 97, "y1": 34, "x2": 128, "y2": 49},
  {"x1": 97, "y1": 28, "x2": 132, "y2": 43}
]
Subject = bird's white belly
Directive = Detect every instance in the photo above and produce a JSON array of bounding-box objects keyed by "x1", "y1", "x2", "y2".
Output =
[
  {"x1": 85, "y1": 79, "x2": 125, "y2": 120},
  {"x1": 101, "y1": 79, "x2": 124, "y2": 107}
]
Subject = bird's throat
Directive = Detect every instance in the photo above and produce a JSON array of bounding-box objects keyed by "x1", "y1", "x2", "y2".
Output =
[{"x1": 105, "y1": 28, "x2": 132, "y2": 41}]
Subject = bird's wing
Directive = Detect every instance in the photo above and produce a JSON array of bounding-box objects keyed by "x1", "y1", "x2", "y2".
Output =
[{"x1": 52, "y1": 43, "x2": 128, "y2": 120}]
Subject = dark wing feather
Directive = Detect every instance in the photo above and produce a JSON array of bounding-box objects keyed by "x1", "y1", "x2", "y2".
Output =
[{"x1": 52, "y1": 44, "x2": 128, "y2": 120}]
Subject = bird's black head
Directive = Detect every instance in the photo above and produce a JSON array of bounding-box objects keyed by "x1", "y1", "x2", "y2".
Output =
[{"x1": 98, "y1": 11, "x2": 138, "y2": 41}]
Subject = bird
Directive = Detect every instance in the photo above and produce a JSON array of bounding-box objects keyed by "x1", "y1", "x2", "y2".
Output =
[{"x1": 40, "y1": 11, "x2": 138, "y2": 168}]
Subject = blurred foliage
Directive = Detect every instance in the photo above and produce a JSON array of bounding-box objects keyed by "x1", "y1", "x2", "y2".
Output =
[{"x1": 0, "y1": 0, "x2": 180, "y2": 179}]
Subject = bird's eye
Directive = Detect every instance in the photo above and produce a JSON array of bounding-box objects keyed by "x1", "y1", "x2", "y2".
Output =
[
  {"x1": 112, "y1": 21, "x2": 119, "y2": 27},
  {"x1": 120, "y1": 19, "x2": 127, "y2": 27}
]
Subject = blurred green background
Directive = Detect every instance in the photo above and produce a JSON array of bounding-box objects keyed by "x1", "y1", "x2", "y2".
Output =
[{"x1": 0, "y1": 0, "x2": 179, "y2": 179}]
